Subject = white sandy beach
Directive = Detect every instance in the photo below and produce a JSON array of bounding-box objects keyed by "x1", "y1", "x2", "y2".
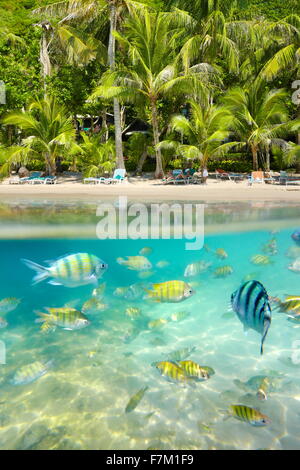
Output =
[{"x1": 1, "y1": 177, "x2": 300, "y2": 202}]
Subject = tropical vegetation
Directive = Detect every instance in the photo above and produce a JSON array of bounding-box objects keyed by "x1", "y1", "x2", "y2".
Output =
[{"x1": 0, "y1": 0, "x2": 300, "y2": 177}]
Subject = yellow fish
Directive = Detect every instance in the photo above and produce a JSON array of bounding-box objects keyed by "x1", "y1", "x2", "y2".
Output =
[
  {"x1": 117, "y1": 256, "x2": 152, "y2": 271},
  {"x1": 213, "y1": 266, "x2": 233, "y2": 278},
  {"x1": 178, "y1": 360, "x2": 210, "y2": 381},
  {"x1": 36, "y1": 308, "x2": 90, "y2": 333},
  {"x1": 250, "y1": 254, "x2": 272, "y2": 266},
  {"x1": 125, "y1": 386, "x2": 149, "y2": 413},
  {"x1": 125, "y1": 307, "x2": 142, "y2": 319},
  {"x1": 154, "y1": 361, "x2": 192, "y2": 384},
  {"x1": 148, "y1": 318, "x2": 168, "y2": 329},
  {"x1": 139, "y1": 247, "x2": 152, "y2": 255},
  {"x1": 145, "y1": 281, "x2": 194, "y2": 303},
  {"x1": 215, "y1": 249, "x2": 228, "y2": 259},
  {"x1": 169, "y1": 311, "x2": 190, "y2": 322}
]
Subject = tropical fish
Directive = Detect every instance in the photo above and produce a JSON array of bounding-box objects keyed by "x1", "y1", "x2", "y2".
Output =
[
  {"x1": 231, "y1": 280, "x2": 272, "y2": 355},
  {"x1": 242, "y1": 272, "x2": 260, "y2": 283},
  {"x1": 145, "y1": 281, "x2": 194, "y2": 303},
  {"x1": 250, "y1": 254, "x2": 272, "y2": 266},
  {"x1": 257, "y1": 377, "x2": 270, "y2": 401},
  {"x1": 125, "y1": 386, "x2": 149, "y2": 413},
  {"x1": 125, "y1": 307, "x2": 142, "y2": 319},
  {"x1": 139, "y1": 247, "x2": 152, "y2": 255},
  {"x1": 285, "y1": 246, "x2": 300, "y2": 259},
  {"x1": 197, "y1": 422, "x2": 213, "y2": 434},
  {"x1": 271, "y1": 296, "x2": 300, "y2": 315},
  {"x1": 224, "y1": 405, "x2": 271, "y2": 426},
  {"x1": 167, "y1": 347, "x2": 196, "y2": 362},
  {"x1": 11, "y1": 360, "x2": 54, "y2": 385},
  {"x1": 178, "y1": 360, "x2": 209, "y2": 381},
  {"x1": 0, "y1": 297, "x2": 21, "y2": 315},
  {"x1": 262, "y1": 238, "x2": 277, "y2": 256},
  {"x1": 138, "y1": 270, "x2": 155, "y2": 280},
  {"x1": 82, "y1": 298, "x2": 108, "y2": 315},
  {"x1": 22, "y1": 253, "x2": 108, "y2": 287},
  {"x1": 0, "y1": 317, "x2": 8, "y2": 329},
  {"x1": 154, "y1": 361, "x2": 191, "y2": 384},
  {"x1": 213, "y1": 266, "x2": 233, "y2": 278},
  {"x1": 184, "y1": 261, "x2": 211, "y2": 277},
  {"x1": 156, "y1": 260, "x2": 170, "y2": 268},
  {"x1": 148, "y1": 319, "x2": 168, "y2": 329},
  {"x1": 169, "y1": 311, "x2": 190, "y2": 322},
  {"x1": 291, "y1": 229, "x2": 300, "y2": 246},
  {"x1": 215, "y1": 248, "x2": 228, "y2": 259},
  {"x1": 117, "y1": 256, "x2": 152, "y2": 271},
  {"x1": 113, "y1": 287, "x2": 128, "y2": 298},
  {"x1": 288, "y1": 257, "x2": 300, "y2": 273},
  {"x1": 92, "y1": 282, "x2": 106, "y2": 300},
  {"x1": 124, "y1": 284, "x2": 145, "y2": 300},
  {"x1": 36, "y1": 308, "x2": 90, "y2": 333}
]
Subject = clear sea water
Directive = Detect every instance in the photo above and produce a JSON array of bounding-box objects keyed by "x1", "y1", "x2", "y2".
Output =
[{"x1": 1, "y1": 199, "x2": 300, "y2": 450}]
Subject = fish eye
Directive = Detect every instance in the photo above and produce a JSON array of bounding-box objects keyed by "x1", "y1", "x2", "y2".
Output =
[{"x1": 101, "y1": 263, "x2": 107, "y2": 269}]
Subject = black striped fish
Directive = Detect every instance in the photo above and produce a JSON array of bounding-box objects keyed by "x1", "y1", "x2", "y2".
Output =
[
  {"x1": 231, "y1": 280, "x2": 272, "y2": 355},
  {"x1": 22, "y1": 253, "x2": 108, "y2": 287},
  {"x1": 227, "y1": 405, "x2": 271, "y2": 426}
]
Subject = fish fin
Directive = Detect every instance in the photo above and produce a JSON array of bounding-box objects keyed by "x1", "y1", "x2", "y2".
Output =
[
  {"x1": 41, "y1": 322, "x2": 55, "y2": 334},
  {"x1": 89, "y1": 274, "x2": 99, "y2": 286},
  {"x1": 243, "y1": 325, "x2": 249, "y2": 336},
  {"x1": 21, "y1": 258, "x2": 49, "y2": 285},
  {"x1": 48, "y1": 280, "x2": 62, "y2": 286},
  {"x1": 117, "y1": 257, "x2": 125, "y2": 265},
  {"x1": 35, "y1": 311, "x2": 51, "y2": 322},
  {"x1": 260, "y1": 319, "x2": 271, "y2": 355}
]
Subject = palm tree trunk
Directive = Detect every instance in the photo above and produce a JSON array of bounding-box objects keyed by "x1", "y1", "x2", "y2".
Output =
[
  {"x1": 101, "y1": 109, "x2": 109, "y2": 143},
  {"x1": 136, "y1": 149, "x2": 147, "y2": 174},
  {"x1": 45, "y1": 153, "x2": 56, "y2": 175},
  {"x1": 266, "y1": 145, "x2": 270, "y2": 172},
  {"x1": 108, "y1": 2, "x2": 124, "y2": 169},
  {"x1": 150, "y1": 98, "x2": 164, "y2": 178},
  {"x1": 251, "y1": 144, "x2": 258, "y2": 170}
]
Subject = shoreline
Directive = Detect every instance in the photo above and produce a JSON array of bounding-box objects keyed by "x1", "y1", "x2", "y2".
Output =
[{"x1": 1, "y1": 178, "x2": 300, "y2": 202}]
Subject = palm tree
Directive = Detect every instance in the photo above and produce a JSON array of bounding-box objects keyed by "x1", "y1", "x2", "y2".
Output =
[
  {"x1": 223, "y1": 82, "x2": 292, "y2": 170},
  {"x1": 158, "y1": 100, "x2": 241, "y2": 169},
  {"x1": 33, "y1": 0, "x2": 156, "y2": 170},
  {"x1": 91, "y1": 9, "x2": 212, "y2": 177},
  {"x1": 2, "y1": 97, "x2": 75, "y2": 175},
  {"x1": 71, "y1": 133, "x2": 115, "y2": 176}
]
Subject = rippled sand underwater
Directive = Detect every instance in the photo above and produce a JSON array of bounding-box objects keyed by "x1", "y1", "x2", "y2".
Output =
[{"x1": 1, "y1": 215, "x2": 300, "y2": 449}]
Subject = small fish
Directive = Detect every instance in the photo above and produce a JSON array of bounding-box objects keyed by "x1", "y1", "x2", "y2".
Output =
[
  {"x1": 148, "y1": 319, "x2": 168, "y2": 329},
  {"x1": 242, "y1": 272, "x2": 260, "y2": 282},
  {"x1": 262, "y1": 238, "x2": 277, "y2": 256},
  {"x1": 167, "y1": 346, "x2": 196, "y2": 362},
  {"x1": 117, "y1": 256, "x2": 152, "y2": 271},
  {"x1": 231, "y1": 280, "x2": 272, "y2": 355},
  {"x1": 138, "y1": 270, "x2": 155, "y2": 280},
  {"x1": 0, "y1": 317, "x2": 8, "y2": 329},
  {"x1": 215, "y1": 248, "x2": 228, "y2": 259},
  {"x1": 178, "y1": 360, "x2": 209, "y2": 381},
  {"x1": 125, "y1": 386, "x2": 149, "y2": 413},
  {"x1": 154, "y1": 361, "x2": 191, "y2": 384},
  {"x1": 22, "y1": 253, "x2": 108, "y2": 287},
  {"x1": 92, "y1": 282, "x2": 106, "y2": 300},
  {"x1": 285, "y1": 246, "x2": 300, "y2": 259},
  {"x1": 197, "y1": 422, "x2": 213, "y2": 434},
  {"x1": 156, "y1": 260, "x2": 170, "y2": 268},
  {"x1": 11, "y1": 360, "x2": 53, "y2": 385},
  {"x1": 225, "y1": 404, "x2": 271, "y2": 427},
  {"x1": 257, "y1": 377, "x2": 270, "y2": 401},
  {"x1": 213, "y1": 266, "x2": 233, "y2": 278},
  {"x1": 169, "y1": 311, "x2": 190, "y2": 322},
  {"x1": 113, "y1": 287, "x2": 128, "y2": 298},
  {"x1": 145, "y1": 281, "x2": 194, "y2": 303},
  {"x1": 291, "y1": 229, "x2": 300, "y2": 246},
  {"x1": 125, "y1": 307, "x2": 142, "y2": 319},
  {"x1": 36, "y1": 308, "x2": 90, "y2": 333},
  {"x1": 184, "y1": 261, "x2": 211, "y2": 277},
  {"x1": 272, "y1": 296, "x2": 300, "y2": 315},
  {"x1": 288, "y1": 257, "x2": 300, "y2": 273},
  {"x1": 250, "y1": 254, "x2": 272, "y2": 266},
  {"x1": 139, "y1": 247, "x2": 152, "y2": 255},
  {"x1": 82, "y1": 298, "x2": 108, "y2": 315},
  {"x1": 87, "y1": 351, "x2": 97, "y2": 358},
  {"x1": 0, "y1": 297, "x2": 21, "y2": 315},
  {"x1": 124, "y1": 284, "x2": 145, "y2": 300}
]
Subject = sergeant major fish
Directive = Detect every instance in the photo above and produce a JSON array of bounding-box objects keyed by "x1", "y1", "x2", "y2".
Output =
[
  {"x1": 0, "y1": 297, "x2": 21, "y2": 315},
  {"x1": 231, "y1": 280, "x2": 272, "y2": 355},
  {"x1": 22, "y1": 253, "x2": 108, "y2": 287},
  {"x1": 224, "y1": 404, "x2": 271, "y2": 427},
  {"x1": 125, "y1": 386, "x2": 149, "y2": 413},
  {"x1": 117, "y1": 256, "x2": 152, "y2": 272},
  {"x1": 11, "y1": 360, "x2": 54, "y2": 385},
  {"x1": 36, "y1": 308, "x2": 90, "y2": 333},
  {"x1": 184, "y1": 261, "x2": 211, "y2": 277},
  {"x1": 145, "y1": 281, "x2": 194, "y2": 303}
]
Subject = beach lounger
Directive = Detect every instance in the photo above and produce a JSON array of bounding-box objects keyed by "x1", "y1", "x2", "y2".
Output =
[
  {"x1": 247, "y1": 171, "x2": 265, "y2": 185},
  {"x1": 108, "y1": 169, "x2": 126, "y2": 184},
  {"x1": 30, "y1": 175, "x2": 57, "y2": 184},
  {"x1": 83, "y1": 177, "x2": 109, "y2": 184},
  {"x1": 163, "y1": 170, "x2": 187, "y2": 185}
]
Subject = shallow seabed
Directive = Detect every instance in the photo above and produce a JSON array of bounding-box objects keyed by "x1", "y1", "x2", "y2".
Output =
[{"x1": 0, "y1": 201, "x2": 300, "y2": 450}]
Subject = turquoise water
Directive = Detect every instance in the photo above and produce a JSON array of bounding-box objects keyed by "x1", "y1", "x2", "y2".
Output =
[{"x1": 1, "y1": 201, "x2": 300, "y2": 449}]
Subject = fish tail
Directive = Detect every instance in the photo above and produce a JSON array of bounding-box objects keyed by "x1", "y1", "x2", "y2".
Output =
[
  {"x1": 117, "y1": 257, "x2": 125, "y2": 265},
  {"x1": 22, "y1": 258, "x2": 49, "y2": 285}
]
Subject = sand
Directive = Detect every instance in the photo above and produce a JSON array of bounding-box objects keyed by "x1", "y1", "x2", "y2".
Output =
[{"x1": 1, "y1": 177, "x2": 300, "y2": 202}]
